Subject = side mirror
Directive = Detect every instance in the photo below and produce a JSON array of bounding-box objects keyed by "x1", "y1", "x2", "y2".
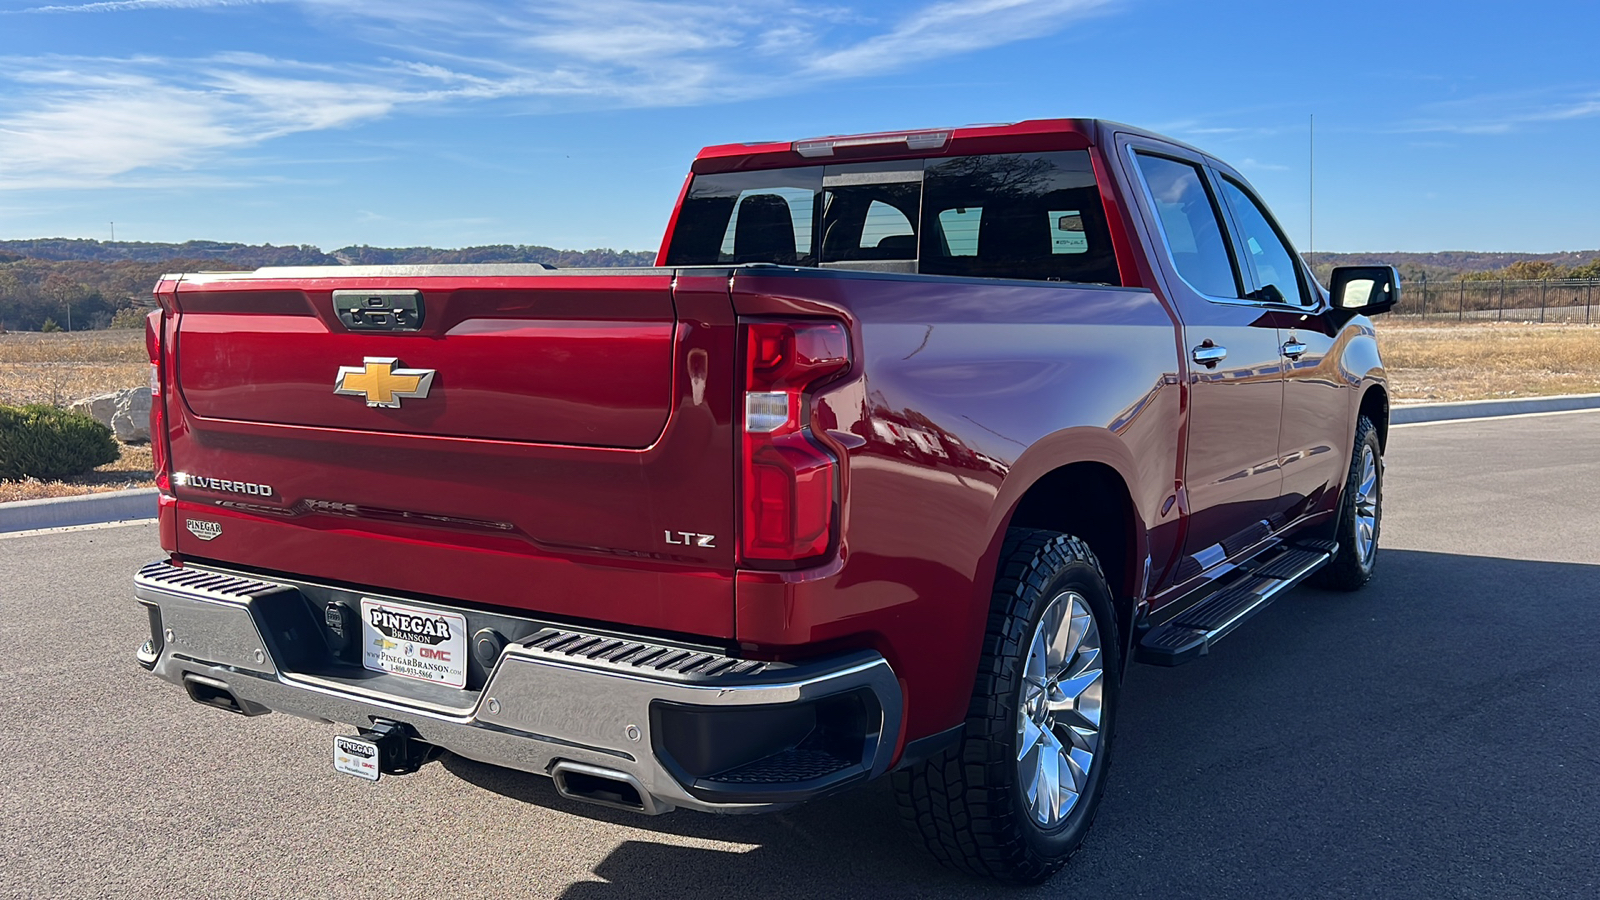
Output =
[{"x1": 1328, "y1": 265, "x2": 1400, "y2": 316}]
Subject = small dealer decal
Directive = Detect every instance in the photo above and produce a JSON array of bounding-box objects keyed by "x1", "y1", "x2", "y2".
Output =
[
  {"x1": 185, "y1": 519, "x2": 222, "y2": 541},
  {"x1": 333, "y1": 735, "x2": 381, "y2": 781}
]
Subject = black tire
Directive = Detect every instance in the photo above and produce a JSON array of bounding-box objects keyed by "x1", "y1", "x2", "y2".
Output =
[
  {"x1": 892, "y1": 528, "x2": 1121, "y2": 884},
  {"x1": 1312, "y1": 414, "x2": 1383, "y2": 591}
]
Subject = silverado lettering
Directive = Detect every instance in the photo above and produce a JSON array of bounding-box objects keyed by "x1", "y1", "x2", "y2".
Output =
[
  {"x1": 135, "y1": 119, "x2": 1397, "y2": 884},
  {"x1": 175, "y1": 473, "x2": 274, "y2": 497}
]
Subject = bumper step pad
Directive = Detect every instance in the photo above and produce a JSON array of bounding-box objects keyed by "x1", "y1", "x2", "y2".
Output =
[
  {"x1": 1135, "y1": 542, "x2": 1336, "y2": 667},
  {"x1": 705, "y1": 747, "x2": 857, "y2": 785},
  {"x1": 136, "y1": 560, "x2": 285, "y2": 602},
  {"x1": 520, "y1": 628, "x2": 774, "y2": 682}
]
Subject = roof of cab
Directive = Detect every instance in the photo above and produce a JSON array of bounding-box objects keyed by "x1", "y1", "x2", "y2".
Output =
[{"x1": 689, "y1": 118, "x2": 1206, "y2": 174}]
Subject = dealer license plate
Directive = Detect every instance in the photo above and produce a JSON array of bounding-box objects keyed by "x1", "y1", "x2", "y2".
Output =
[
  {"x1": 359, "y1": 597, "x2": 468, "y2": 688},
  {"x1": 333, "y1": 735, "x2": 381, "y2": 781}
]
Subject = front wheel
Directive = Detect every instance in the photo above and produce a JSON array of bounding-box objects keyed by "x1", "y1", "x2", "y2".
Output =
[
  {"x1": 892, "y1": 529, "x2": 1121, "y2": 883},
  {"x1": 1312, "y1": 414, "x2": 1383, "y2": 591}
]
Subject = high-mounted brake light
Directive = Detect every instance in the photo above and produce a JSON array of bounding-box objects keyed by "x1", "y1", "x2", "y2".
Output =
[
  {"x1": 794, "y1": 130, "x2": 950, "y2": 158},
  {"x1": 739, "y1": 320, "x2": 850, "y2": 566}
]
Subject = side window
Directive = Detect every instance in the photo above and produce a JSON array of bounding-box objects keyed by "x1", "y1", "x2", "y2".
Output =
[
  {"x1": 1218, "y1": 178, "x2": 1308, "y2": 305},
  {"x1": 1132, "y1": 153, "x2": 1240, "y2": 298}
]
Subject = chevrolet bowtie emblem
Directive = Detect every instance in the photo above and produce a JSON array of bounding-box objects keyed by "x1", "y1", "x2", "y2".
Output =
[{"x1": 334, "y1": 357, "x2": 436, "y2": 408}]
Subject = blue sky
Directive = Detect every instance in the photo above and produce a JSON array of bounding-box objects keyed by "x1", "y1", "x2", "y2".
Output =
[{"x1": 0, "y1": 0, "x2": 1595, "y2": 254}]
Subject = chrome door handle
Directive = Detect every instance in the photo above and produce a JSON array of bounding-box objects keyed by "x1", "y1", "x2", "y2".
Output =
[
  {"x1": 1282, "y1": 340, "x2": 1308, "y2": 359},
  {"x1": 1191, "y1": 343, "x2": 1228, "y2": 367}
]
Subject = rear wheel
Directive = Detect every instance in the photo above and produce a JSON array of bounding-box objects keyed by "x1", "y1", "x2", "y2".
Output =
[
  {"x1": 892, "y1": 529, "x2": 1120, "y2": 883},
  {"x1": 1312, "y1": 414, "x2": 1383, "y2": 591}
]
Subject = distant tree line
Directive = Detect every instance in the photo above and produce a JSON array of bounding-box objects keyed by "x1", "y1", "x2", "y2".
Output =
[
  {"x1": 0, "y1": 240, "x2": 656, "y2": 331},
  {"x1": 332, "y1": 245, "x2": 655, "y2": 268},
  {"x1": 0, "y1": 255, "x2": 238, "y2": 332},
  {"x1": 1308, "y1": 249, "x2": 1600, "y2": 285},
  {"x1": 1458, "y1": 258, "x2": 1600, "y2": 282}
]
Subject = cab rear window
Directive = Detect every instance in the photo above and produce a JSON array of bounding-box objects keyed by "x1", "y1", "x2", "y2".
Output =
[{"x1": 664, "y1": 150, "x2": 1120, "y2": 286}]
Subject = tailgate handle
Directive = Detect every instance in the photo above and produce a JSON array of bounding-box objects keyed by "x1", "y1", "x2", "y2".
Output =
[{"x1": 334, "y1": 289, "x2": 425, "y2": 332}]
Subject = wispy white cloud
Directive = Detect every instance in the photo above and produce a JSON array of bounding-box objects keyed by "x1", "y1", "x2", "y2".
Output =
[
  {"x1": 1236, "y1": 158, "x2": 1290, "y2": 172},
  {"x1": 0, "y1": 0, "x2": 1119, "y2": 190},
  {"x1": 1402, "y1": 88, "x2": 1600, "y2": 134},
  {"x1": 803, "y1": 0, "x2": 1108, "y2": 78},
  {"x1": 0, "y1": 56, "x2": 434, "y2": 188},
  {"x1": 6, "y1": 0, "x2": 273, "y2": 13}
]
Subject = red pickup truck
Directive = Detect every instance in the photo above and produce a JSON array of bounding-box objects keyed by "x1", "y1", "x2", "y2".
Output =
[{"x1": 134, "y1": 119, "x2": 1397, "y2": 883}]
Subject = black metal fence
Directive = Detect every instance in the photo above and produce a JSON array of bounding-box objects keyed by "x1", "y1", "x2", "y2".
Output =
[{"x1": 1394, "y1": 278, "x2": 1599, "y2": 323}]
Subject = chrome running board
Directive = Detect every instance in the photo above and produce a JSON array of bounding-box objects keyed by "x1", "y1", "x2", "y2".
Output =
[{"x1": 1135, "y1": 541, "x2": 1336, "y2": 667}]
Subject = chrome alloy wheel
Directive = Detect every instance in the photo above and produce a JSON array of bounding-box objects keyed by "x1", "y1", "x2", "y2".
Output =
[
  {"x1": 1016, "y1": 590, "x2": 1104, "y2": 828},
  {"x1": 1354, "y1": 444, "x2": 1380, "y2": 567}
]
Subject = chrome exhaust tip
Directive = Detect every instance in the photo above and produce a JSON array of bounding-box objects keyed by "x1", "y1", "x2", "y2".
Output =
[
  {"x1": 550, "y1": 761, "x2": 669, "y2": 815},
  {"x1": 182, "y1": 674, "x2": 269, "y2": 716}
]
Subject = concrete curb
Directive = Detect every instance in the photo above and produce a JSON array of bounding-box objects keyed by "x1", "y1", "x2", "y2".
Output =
[
  {"x1": 0, "y1": 487, "x2": 158, "y2": 534},
  {"x1": 1392, "y1": 393, "x2": 1600, "y2": 425}
]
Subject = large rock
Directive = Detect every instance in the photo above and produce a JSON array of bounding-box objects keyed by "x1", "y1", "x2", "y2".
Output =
[{"x1": 68, "y1": 387, "x2": 152, "y2": 443}]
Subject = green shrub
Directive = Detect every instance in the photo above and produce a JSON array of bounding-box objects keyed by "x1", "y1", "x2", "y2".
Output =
[
  {"x1": 109, "y1": 308, "x2": 147, "y2": 329},
  {"x1": 39, "y1": 317, "x2": 62, "y2": 333},
  {"x1": 0, "y1": 404, "x2": 120, "y2": 480}
]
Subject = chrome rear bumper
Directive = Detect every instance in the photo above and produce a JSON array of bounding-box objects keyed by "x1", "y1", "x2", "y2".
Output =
[{"x1": 134, "y1": 560, "x2": 901, "y2": 814}]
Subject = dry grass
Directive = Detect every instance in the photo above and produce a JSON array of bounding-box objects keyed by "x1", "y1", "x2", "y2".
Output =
[
  {"x1": 1377, "y1": 320, "x2": 1600, "y2": 402},
  {"x1": 1, "y1": 331, "x2": 154, "y2": 502},
  {"x1": 0, "y1": 442, "x2": 154, "y2": 502},
  {"x1": 0, "y1": 329, "x2": 147, "y2": 408}
]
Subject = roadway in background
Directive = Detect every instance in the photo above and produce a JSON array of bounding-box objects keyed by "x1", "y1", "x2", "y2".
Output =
[{"x1": 3, "y1": 412, "x2": 1597, "y2": 898}]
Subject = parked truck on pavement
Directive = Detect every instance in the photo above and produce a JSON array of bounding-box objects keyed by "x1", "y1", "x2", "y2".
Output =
[{"x1": 134, "y1": 119, "x2": 1397, "y2": 882}]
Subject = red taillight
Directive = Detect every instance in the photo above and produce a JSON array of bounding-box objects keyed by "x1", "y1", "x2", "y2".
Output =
[
  {"x1": 739, "y1": 320, "x2": 850, "y2": 566},
  {"x1": 145, "y1": 310, "x2": 172, "y2": 494}
]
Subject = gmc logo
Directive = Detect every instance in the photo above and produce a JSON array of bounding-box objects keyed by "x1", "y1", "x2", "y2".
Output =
[{"x1": 419, "y1": 647, "x2": 451, "y2": 662}]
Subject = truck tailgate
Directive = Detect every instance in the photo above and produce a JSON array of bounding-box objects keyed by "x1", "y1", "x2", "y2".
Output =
[{"x1": 161, "y1": 267, "x2": 738, "y2": 639}]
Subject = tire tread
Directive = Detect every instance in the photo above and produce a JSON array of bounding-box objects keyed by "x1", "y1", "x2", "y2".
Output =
[
  {"x1": 1311, "y1": 415, "x2": 1382, "y2": 591},
  {"x1": 892, "y1": 528, "x2": 1117, "y2": 883}
]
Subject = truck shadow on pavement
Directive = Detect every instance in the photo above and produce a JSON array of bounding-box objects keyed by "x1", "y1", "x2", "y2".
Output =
[{"x1": 445, "y1": 548, "x2": 1600, "y2": 899}]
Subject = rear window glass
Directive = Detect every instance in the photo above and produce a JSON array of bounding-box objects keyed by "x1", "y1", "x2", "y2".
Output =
[
  {"x1": 664, "y1": 150, "x2": 1119, "y2": 285},
  {"x1": 937, "y1": 207, "x2": 982, "y2": 256},
  {"x1": 918, "y1": 151, "x2": 1118, "y2": 283},
  {"x1": 666, "y1": 167, "x2": 820, "y2": 266},
  {"x1": 820, "y1": 161, "x2": 922, "y2": 263}
]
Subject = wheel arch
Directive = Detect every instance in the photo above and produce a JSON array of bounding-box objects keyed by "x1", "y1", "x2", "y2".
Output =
[
  {"x1": 1000, "y1": 460, "x2": 1144, "y2": 666},
  {"x1": 1359, "y1": 383, "x2": 1389, "y2": 451}
]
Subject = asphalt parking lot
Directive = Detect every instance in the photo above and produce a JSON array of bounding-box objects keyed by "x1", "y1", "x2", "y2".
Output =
[{"x1": 3, "y1": 411, "x2": 1597, "y2": 899}]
